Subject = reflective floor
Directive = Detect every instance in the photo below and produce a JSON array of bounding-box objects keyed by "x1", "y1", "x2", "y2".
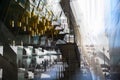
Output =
[
  {"x1": 71, "y1": 67, "x2": 92, "y2": 80},
  {"x1": 18, "y1": 57, "x2": 108, "y2": 80}
]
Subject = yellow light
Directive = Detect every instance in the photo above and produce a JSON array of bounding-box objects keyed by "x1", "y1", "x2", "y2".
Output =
[
  {"x1": 41, "y1": 30, "x2": 43, "y2": 35},
  {"x1": 48, "y1": 21, "x2": 50, "y2": 26},
  {"x1": 45, "y1": 26, "x2": 46, "y2": 31},
  {"x1": 37, "y1": 16, "x2": 39, "y2": 24},
  {"x1": 37, "y1": 20, "x2": 39, "y2": 24},
  {"x1": 29, "y1": 27, "x2": 31, "y2": 31},
  {"x1": 34, "y1": 32, "x2": 36, "y2": 36},
  {"x1": 44, "y1": 19, "x2": 46, "y2": 25},
  {"x1": 48, "y1": 26, "x2": 51, "y2": 30},
  {"x1": 32, "y1": 30, "x2": 34, "y2": 36},
  {"x1": 26, "y1": 16, "x2": 28, "y2": 24},
  {"x1": 38, "y1": 33, "x2": 41, "y2": 36},
  {"x1": 12, "y1": 20, "x2": 14, "y2": 27},
  {"x1": 35, "y1": 23, "x2": 37, "y2": 28},
  {"x1": 24, "y1": 26, "x2": 26, "y2": 31},
  {"x1": 18, "y1": 22, "x2": 21, "y2": 27},
  {"x1": 19, "y1": 22, "x2": 21, "y2": 27},
  {"x1": 28, "y1": 12, "x2": 31, "y2": 18},
  {"x1": 37, "y1": 29, "x2": 38, "y2": 34}
]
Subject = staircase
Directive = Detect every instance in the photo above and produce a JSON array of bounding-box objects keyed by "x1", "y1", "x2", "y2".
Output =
[{"x1": 0, "y1": 21, "x2": 18, "y2": 80}]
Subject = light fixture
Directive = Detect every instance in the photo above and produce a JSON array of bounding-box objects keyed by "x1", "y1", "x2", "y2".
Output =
[
  {"x1": 19, "y1": 22, "x2": 21, "y2": 27},
  {"x1": 34, "y1": 32, "x2": 36, "y2": 36},
  {"x1": 41, "y1": 30, "x2": 43, "y2": 35},
  {"x1": 24, "y1": 26, "x2": 26, "y2": 31},
  {"x1": 28, "y1": 12, "x2": 31, "y2": 18},
  {"x1": 37, "y1": 29, "x2": 39, "y2": 34},
  {"x1": 17, "y1": 21, "x2": 21, "y2": 27},
  {"x1": 44, "y1": 19, "x2": 46, "y2": 25},
  {"x1": 32, "y1": 30, "x2": 34, "y2": 36},
  {"x1": 12, "y1": 20, "x2": 14, "y2": 27},
  {"x1": 38, "y1": 33, "x2": 41, "y2": 36},
  {"x1": 29, "y1": 27, "x2": 32, "y2": 31},
  {"x1": 44, "y1": 26, "x2": 47, "y2": 31},
  {"x1": 37, "y1": 16, "x2": 39, "y2": 24},
  {"x1": 26, "y1": 16, "x2": 28, "y2": 24}
]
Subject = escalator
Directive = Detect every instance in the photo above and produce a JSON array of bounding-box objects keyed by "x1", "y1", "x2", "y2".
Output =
[{"x1": 58, "y1": 43, "x2": 80, "y2": 80}]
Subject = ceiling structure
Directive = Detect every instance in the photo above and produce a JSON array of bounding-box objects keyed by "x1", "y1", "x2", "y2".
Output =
[{"x1": 0, "y1": 0, "x2": 70, "y2": 45}]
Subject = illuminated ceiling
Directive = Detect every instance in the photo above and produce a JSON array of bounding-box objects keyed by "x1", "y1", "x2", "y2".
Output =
[{"x1": 70, "y1": 0, "x2": 109, "y2": 50}]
